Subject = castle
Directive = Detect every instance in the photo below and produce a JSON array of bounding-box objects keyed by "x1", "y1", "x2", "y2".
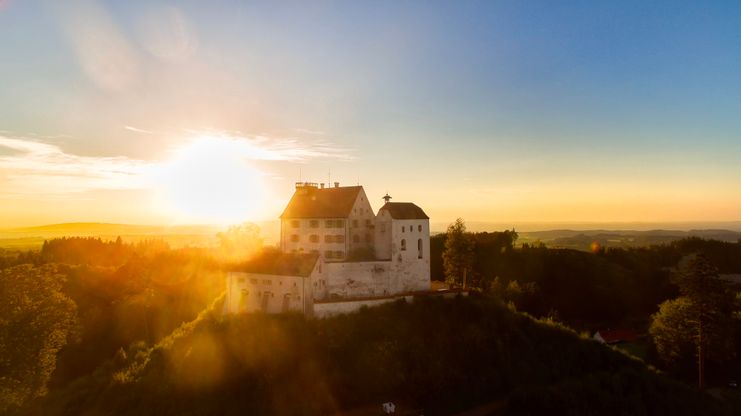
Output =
[{"x1": 223, "y1": 182, "x2": 431, "y2": 317}]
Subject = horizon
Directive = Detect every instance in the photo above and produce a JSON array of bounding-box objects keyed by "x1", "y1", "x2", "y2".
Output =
[{"x1": 2, "y1": 1, "x2": 741, "y2": 227}]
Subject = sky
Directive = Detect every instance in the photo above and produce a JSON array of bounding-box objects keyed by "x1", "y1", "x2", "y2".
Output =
[{"x1": 1, "y1": 0, "x2": 740, "y2": 229}]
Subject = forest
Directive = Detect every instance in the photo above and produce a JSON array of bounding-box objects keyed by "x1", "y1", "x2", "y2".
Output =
[{"x1": 2, "y1": 226, "x2": 741, "y2": 414}]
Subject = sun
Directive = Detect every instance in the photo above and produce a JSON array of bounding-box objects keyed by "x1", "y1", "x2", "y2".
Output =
[{"x1": 152, "y1": 136, "x2": 268, "y2": 224}]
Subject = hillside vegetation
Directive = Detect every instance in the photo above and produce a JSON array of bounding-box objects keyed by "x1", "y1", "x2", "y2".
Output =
[{"x1": 35, "y1": 295, "x2": 727, "y2": 416}]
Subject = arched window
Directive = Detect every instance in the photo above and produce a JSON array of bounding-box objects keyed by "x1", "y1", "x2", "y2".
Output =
[
  {"x1": 418, "y1": 239, "x2": 423, "y2": 259},
  {"x1": 401, "y1": 239, "x2": 406, "y2": 251}
]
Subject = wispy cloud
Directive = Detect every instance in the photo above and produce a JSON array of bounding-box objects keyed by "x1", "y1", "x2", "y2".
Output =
[
  {"x1": 124, "y1": 125, "x2": 157, "y2": 135},
  {"x1": 0, "y1": 136, "x2": 151, "y2": 196},
  {"x1": 294, "y1": 128, "x2": 326, "y2": 136},
  {"x1": 178, "y1": 130, "x2": 353, "y2": 162},
  {"x1": 0, "y1": 132, "x2": 354, "y2": 197}
]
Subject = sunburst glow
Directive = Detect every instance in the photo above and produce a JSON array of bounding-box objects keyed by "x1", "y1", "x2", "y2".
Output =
[{"x1": 153, "y1": 136, "x2": 268, "y2": 224}]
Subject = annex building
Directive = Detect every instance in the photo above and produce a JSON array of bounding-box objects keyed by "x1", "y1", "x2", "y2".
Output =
[{"x1": 223, "y1": 181, "x2": 431, "y2": 317}]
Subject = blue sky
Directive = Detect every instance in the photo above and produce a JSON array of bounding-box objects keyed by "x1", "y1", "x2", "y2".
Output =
[{"x1": 1, "y1": 1, "x2": 740, "y2": 227}]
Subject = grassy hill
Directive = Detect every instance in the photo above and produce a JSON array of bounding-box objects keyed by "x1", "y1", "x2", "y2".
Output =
[{"x1": 34, "y1": 294, "x2": 731, "y2": 416}]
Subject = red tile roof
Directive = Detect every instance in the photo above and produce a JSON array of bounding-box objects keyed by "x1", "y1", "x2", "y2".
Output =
[
  {"x1": 378, "y1": 202, "x2": 429, "y2": 220},
  {"x1": 280, "y1": 186, "x2": 362, "y2": 219}
]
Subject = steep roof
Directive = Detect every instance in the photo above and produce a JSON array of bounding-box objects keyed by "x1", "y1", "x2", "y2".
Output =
[
  {"x1": 378, "y1": 202, "x2": 429, "y2": 220},
  {"x1": 231, "y1": 250, "x2": 319, "y2": 277},
  {"x1": 280, "y1": 186, "x2": 363, "y2": 219}
]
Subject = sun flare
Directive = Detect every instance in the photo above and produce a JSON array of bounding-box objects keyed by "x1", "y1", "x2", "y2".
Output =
[{"x1": 153, "y1": 136, "x2": 268, "y2": 224}]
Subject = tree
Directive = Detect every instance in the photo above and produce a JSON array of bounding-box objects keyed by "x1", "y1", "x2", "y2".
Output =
[
  {"x1": 0, "y1": 265, "x2": 78, "y2": 412},
  {"x1": 649, "y1": 254, "x2": 736, "y2": 389},
  {"x1": 442, "y1": 218, "x2": 474, "y2": 288},
  {"x1": 216, "y1": 222, "x2": 263, "y2": 262}
]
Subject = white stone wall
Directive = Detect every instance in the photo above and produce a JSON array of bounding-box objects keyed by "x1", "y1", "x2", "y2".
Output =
[
  {"x1": 323, "y1": 257, "x2": 429, "y2": 299},
  {"x1": 374, "y1": 210, "x2": 392, "y2": 260},
  {"x1": 224, "y1": 272, "x2": 309, "y2": 314},
  {"x1": 346, "y1": 188, "x2": 376, "y2": 255},
  {"x1": 280, "y1": 188, "x2": 376, "y2": 261},
  {"x1": 281, "y1": 218, "x2": 348, "y2": 259},
  {"x1": 324, "y1": 260, "x2": 393, "y2": 298},
  {"x1": 389, "y1": 218, "x2": 431, "y2": 292}
]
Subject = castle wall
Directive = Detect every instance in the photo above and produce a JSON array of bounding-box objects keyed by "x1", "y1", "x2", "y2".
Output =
[
  {"x1": 281, "y1": 217, "x2": 348, "y2": 258},
  {"x1": 346, "y1": 188, "x2": 376, "y2": 255},
  {"x1": 323, "y1": 256, "x2": 429, "y2": 299},
  {"x1": 224, "y1": 272, "x2": 309, "y2": 314}
]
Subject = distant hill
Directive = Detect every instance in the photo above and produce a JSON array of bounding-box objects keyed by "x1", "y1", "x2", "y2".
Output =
[
  {"x1": 36, "y1": 295, "x2": 731, "y2": 415},
  {"x1": 519, "y1": 229, "x2": 741, "y2": 251},
  {"x1": 0, "y1": 223, "x2": 222, "y2": 250}
]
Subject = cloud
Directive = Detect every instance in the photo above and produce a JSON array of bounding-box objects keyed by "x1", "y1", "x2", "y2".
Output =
[
  {"x1": 294, "y1": 128, "x2": 326, "y2": 136},
  {"x1": 0, "y1": 132, "x2": 353, "y2": 197},
  {"x1": 52, "y1": 0, "x2": 140, "y2": 92},
  {"x1": 0, "y1": 136, "x2": 151, "y2": 197},
  {"x1": 178, "y1": 130, "x2": 354, "y2": 162},
  {"x1": 124, "y1": 125, "x2": 157, "y2": 135}
]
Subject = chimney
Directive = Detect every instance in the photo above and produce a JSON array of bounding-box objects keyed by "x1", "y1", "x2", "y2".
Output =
[
  {"x1": 334, "y1": 182, "x2": 340, "y2": 188},
  {"x1": 320, "y1": 183, "x2": 325, "y2": 189}
]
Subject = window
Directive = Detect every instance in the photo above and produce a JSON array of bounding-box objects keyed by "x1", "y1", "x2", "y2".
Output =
[
  {"x1": 291, "y1": 220, "x2": 300, "y2": 228},
  {"x1": 418, "y1": 225, "x2": 422, "y2": 232},
  {"x1": 365, "y1": 219, "x2": 372, "y2": 228},
  {"x1": 310, "y1": 220, "x2": 319, "y2": 228},
  {"x1": 335, "y1": 234, "x2": 345, "y2": 243},
  {"x1": 250, "y1": 278, "x2": 258, "y2": 284},
  {"x1": 353, "y1": 219, "x2": 358, "y2": 228},
  {"x1": 290, "y1": 234, "x2": 300, "y2": 242},
  {"x1": 262, "y1": 279, "x2": 272, "y2": 285},
  {"x1": 325, "y1": 220, "x2": 334, "y2": 228},
  {"x1": 380, "y1": 223, "x2": 386, "y2": 232},
  {"x1": 335, "y1": 251, "x2": 344, "y2": 258},
  {"x1": 353, "y1": 234, "x2": 360, "y2": 243},
  {"x1": 418, "y1": 239, "x2": 423, "y2": 259},
  {"x1": 325, "y1": 250, "x2": 334, "y2": 258},
  {"x1": 324, "y1": 235, "x2": 334, "y2": 243},
  {"x1": 364, "y1": 233, "x2": 372, "y2": 242},
  {"x1": 336, "y1": 219, "x2": 345, "y2": 228},
  {"x1": 402, "y1": 226, "x2": 405, "y2": 233},
  {"x1": 309, "y1": 234, "x2": 319, "y2": 243},
  {"x1": 401, "y1": 239, "x2": 406, "y2": 251}
]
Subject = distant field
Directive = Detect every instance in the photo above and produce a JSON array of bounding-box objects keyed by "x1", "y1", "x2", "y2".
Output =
[
  {"x1": 0, "y1": 223, "x2": 222, "y2": 250},
  {"x1": 519, "y1": 229, "x2": 741, "y2": 251}
]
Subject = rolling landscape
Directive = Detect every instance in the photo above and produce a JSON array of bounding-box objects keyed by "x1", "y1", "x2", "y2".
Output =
[{"x1": 2, "y1": 1, "x2": 741, "y2": 415}]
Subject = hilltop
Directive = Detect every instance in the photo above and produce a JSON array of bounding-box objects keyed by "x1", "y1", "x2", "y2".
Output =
[{"x1": 36, "y1": 294, "x2": 729, "y2": 416}]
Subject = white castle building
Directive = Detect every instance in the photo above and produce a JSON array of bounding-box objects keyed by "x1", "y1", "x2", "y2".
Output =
[{"x1": 224, "y1": 182, "x2": 431, "y2": 317}]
